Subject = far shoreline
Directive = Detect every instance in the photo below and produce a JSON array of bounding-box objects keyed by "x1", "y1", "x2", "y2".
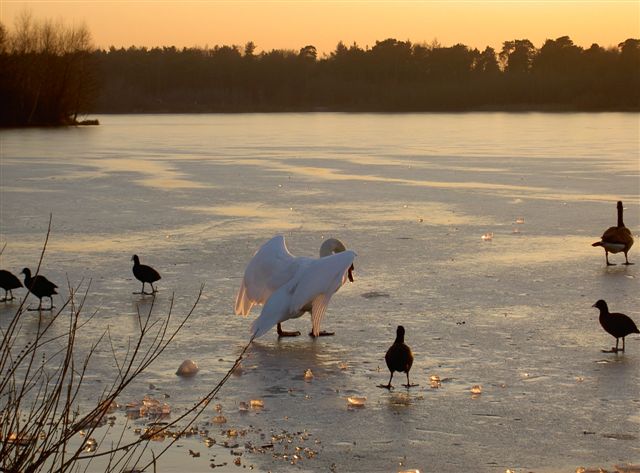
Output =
[{"x1": 3, "y1": 106, "x2": 638, "y2": 129}]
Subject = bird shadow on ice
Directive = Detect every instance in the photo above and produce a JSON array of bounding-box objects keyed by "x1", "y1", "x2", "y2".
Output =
[
  {"x1": 246, "y1": 340, "x2": 324, "y2": 376},
  {"x1": 385, "y1": 391, "x2": 423, "y2": 409},
  {"x1": 592, "y1": 353, "x2": 638, "y2": 400},
  {"x1": 243, "y1": 339, "x2": 354, "y2": 392}
]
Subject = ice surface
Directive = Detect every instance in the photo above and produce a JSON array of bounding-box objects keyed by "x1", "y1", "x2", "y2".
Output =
[{"x1": 0, "y1": 113, "x2": 639, "y2": 472}]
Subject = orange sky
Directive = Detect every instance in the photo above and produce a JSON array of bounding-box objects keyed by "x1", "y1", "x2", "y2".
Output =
[{"x1": 1, "y1": 1, "x2": 639, "y2": 54}]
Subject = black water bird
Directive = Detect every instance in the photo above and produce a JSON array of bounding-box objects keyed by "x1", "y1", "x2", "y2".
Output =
[
  {"x1": 21, "y1": 268, "x2": 57, "y2": 310},
  {"x1": 593, "y1": 299, "x2": 639, "y2": 353},
  {"x1": 592, "y1": 201, "x2": 634, "y2": 265},
  {"x1": 0, "y1": 269, "x2": 23, "y2": 302},
  {"x1": 132, "y1": 254, "x2": 161, "y2": 295},
  {"x1": 383, "y1": 325, "x2": 417, "y2": 389}
]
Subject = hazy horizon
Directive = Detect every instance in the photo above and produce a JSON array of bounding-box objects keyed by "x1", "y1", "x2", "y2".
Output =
[{"x1": 2, "y1": 1, "x2": 639, "y2": 54}]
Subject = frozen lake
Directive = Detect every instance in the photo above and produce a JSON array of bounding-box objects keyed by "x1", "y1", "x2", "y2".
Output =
[{"x1": 1, "y1": 113, "x2": 639, "y2": 472}]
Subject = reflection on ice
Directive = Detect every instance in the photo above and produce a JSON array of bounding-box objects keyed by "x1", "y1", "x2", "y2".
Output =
[{"x1": 88, "y1": 157, "x2": 209, "y2": 190}]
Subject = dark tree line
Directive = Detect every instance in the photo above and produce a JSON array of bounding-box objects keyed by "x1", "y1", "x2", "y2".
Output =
[
  {"x1": 1, "y1": 15, "x2": 639, "y2": 126},
  {"x1": 0, "y1": 14, "x2": 98, "y2": 126},
  {"x1": 92, "y1": 36, "x2": 639, "y2": 113}
]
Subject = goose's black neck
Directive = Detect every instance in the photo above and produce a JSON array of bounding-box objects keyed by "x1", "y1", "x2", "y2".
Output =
[{"x1": 617, "y1": 201, "x2": 625, "y2": 228}]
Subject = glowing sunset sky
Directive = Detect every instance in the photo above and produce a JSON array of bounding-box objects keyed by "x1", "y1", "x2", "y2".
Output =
[{"x1": 1, "y1": 1, "x2": 638, "y2": 54}]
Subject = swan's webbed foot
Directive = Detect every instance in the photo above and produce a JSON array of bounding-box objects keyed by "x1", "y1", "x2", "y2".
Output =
[
  {"x1": 623, "y1": 262, "x2": 634, "y2": 265},
  {"x1": 606, "y1": 262, "x2": 616, "y2": 266},
  {"x1": 378, "y1": 383, "x2": 393, "y2": 390},
  {"x1": 277, "y1": 324, "x2": 301, "y2": 337},
  {"x1": 309, "y1": 330, "x2": 335, "y2": 337},
  {"x1": 278, "y1": 331, "x2": 301, "y2": 337},
  {"x1": 403, "y1": 383, "x2": 419, "y2": 388}
]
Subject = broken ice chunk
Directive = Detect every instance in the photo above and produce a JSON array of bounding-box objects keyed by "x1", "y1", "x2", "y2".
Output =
[
  {"x1": 176, "y1": 359, "x2": 199, "y2": 377},
  {"x1": 429, "y1": 375, "x2": 441, "y2": 388},
  {"x1": 304, "y1": 369, "x2": 314, "y2": 381},
  {"x1": 212, "y1": 415, "x2": 227, "y2": 424},
  {"x1": 346, "y1": 396, "x2": 366, "y2": 407}
]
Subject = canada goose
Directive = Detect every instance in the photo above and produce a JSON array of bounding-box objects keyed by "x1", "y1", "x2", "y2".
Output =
[
  {"x1": 0, "y1": 269, "x2": 23, "y2": 302},
  {"x1": 592, "y1": 201, "x2": 634, "y2": 265},
  {"x1": 21, "y1": 268, "x2": 57, "y2": 311},
  {"x1": 131, "y1": 255, "x2": 161, "y2": 295},
  {"x1": 235, "y1": 235, "x2": 356, "y2": 338},
  {"x1": 593, "y1": 299, "x2": 639, "y2": 353},
  {"x1": 382, "y1": 325, "x2": 417, "y2": 389}
]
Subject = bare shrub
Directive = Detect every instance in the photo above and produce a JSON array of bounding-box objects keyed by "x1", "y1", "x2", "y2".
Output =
[{"x1": 0, "y1": 218, "x2": 250, "y2": 472}]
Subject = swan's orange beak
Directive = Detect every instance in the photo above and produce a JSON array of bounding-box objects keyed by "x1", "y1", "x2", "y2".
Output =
[{"x1": 348, "y1": 264, "x2": 354, "y2": 282}]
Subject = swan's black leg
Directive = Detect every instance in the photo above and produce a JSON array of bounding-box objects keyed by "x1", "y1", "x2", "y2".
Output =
[{"x1": 277, "y1": 323, "x2": 301, "y2": 337}]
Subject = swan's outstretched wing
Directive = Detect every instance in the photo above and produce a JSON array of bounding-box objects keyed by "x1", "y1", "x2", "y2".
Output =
[
  {"x1": 250, "y1": 250, "x2": 356, "y2": 338},
  {"x1": 235, "y1": 235, "x2": 299, "y2": 316}
]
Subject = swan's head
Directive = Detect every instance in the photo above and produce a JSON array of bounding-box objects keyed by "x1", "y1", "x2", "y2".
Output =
[
  {"x1": 319, "y1": 238, "x2": 347, "y2": 257},
  {"x1": 132, "y1": 254, "x2": 140, "y2": 264},
  {"x1": 20, "y1": 268, "x2": 31, "y2": 277},
  {"x1": 320, "y1": 238, "x2": 355, "y2": 282},
  {"x1": 617, "y1": 201, "x2": 623, "y2": 210}
]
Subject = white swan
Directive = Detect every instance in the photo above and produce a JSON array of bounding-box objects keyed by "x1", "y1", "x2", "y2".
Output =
[{"x1": 235, "y1": 235, "x2": 356, "y2": 339}]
